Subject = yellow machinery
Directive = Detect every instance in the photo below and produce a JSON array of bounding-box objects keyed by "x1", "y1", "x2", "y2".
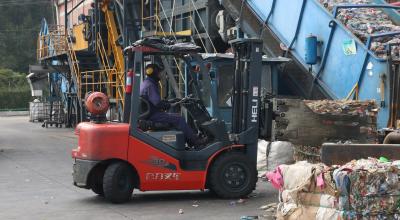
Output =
[
  {"x1": 36, "y1": 1, "x2": 126, "y2": 119},
  {"x1": 35, "y1": 0, "x2": 216, "y2": 125}
]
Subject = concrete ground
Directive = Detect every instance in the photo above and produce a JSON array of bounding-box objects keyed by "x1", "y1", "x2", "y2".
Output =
[
  {"x1": 0, "y1": 116, "x2": 278, "y2": 220},
  {"x1": 0, "y1": 111, "x2": 29, "y2": 117}
]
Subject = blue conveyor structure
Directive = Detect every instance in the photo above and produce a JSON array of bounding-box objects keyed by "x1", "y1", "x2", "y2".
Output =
[
  {"x1": 32, "y1": 19, "x2": 79, "y2": 127},
  {"x1": 221, "y1": 0, "x2": 400, "y2": 129},
  {"x1": 37, "y1": 19, "x2": 72, "y2": 114}
]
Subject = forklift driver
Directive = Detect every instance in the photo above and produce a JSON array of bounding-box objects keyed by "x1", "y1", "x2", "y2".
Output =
[{"x1": 140, "y1": 64, "x2": 207, "y2": 148}]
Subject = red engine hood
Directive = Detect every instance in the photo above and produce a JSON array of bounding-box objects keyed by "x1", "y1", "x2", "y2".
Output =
[{"x1": 72, "y1": 122, "x2": 130, "y2": 161}]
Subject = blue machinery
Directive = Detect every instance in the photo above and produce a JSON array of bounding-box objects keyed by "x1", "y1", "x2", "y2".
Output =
[{"x1": 222, "y1": 0, "x2": 400, "y2": 129}]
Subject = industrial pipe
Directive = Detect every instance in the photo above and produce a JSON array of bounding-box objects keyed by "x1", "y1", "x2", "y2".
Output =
[{"x1": 383, "y1": 131, "x2": 400, "y2": 144}]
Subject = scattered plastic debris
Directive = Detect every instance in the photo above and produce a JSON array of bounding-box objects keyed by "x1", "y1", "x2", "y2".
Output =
[
  {"x1": 240, "y1": 216, "x2": 259, "y2": 220},
  {"x1": 319, "y1": 0, "x2": 400, "y2": 60},
  {"x1": 259, "y1": 203, "x2": 278, "y2": 210},
  {"x1": 230, "y1": 198, "x2": 248, "y2": 207},
  {"x1": 304, "y1": 99, "x2": 376, "y2": 116},
  {"x1": 291, "y1": 99, "x2": 378, "y2": 163},
  {"x1": 237, "y1": 199, "x2": 246, "y2": 204},
  {"x1": 293, "y1": 145, "x2": 322, "y2": 163},
  {"x1": 178, "y1": 209, "x2": 184, "y2": 214},
  {"x1": 192, "y1": 204, "x2": 199, "y2": 208},
  {"x1": 379, "y1": 156, "x2": 389, "y2": 163},
  {"x1": 260, "y1": 203, "x2": 278, "y2": 219}
]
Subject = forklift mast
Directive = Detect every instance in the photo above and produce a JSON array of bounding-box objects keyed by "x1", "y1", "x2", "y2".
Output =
[{"x1": 230, "y1": 39, "x2": 263, "y2": 164}]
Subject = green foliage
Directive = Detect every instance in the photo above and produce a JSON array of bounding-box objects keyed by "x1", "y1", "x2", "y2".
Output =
[
  {"x1": 0, "y1": 68, "x2": 31, "y2": 109},
  {"x1": 0, "y1": 2, "x2": 54, "y2": 73},
  {"x1": 0, "y1": 90, "x2": 31, "y2": 110},
  {"x1": 0, "y1": 69, "x2": 30, "y2": 90},
  {"x1": 0, "y1": 2, "x2": 53, "y2": 109}
]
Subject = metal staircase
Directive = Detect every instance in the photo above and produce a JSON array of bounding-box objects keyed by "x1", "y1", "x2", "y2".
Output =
[
  {"x1": 64, "y1": 26, "x2": 123, "y2": 121},
  {"x1": 96, "y1": 32, "x2": 124, "y2": 108},
  {"x1": 101, "y1": 4, "x2": 125, "y2": 109}
]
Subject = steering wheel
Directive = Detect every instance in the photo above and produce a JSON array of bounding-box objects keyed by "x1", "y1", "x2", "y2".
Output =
[
  {"x1": 168, "y1": 95, "x2": 196, "y2": 105},
  {"x1": 167, "y1": 98, "x2": 182, "y2": 104}
]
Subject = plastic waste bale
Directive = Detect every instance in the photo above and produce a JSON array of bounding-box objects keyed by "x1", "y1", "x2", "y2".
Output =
[
  {"x1": 269, "y1": 158, "x2": 400, "y2": 219},
  {"x1": 268, "y1": 162, "x2": 340, "y2": 220},
  {"x1": 341, "y1": 158, "x2": 400, "y2": 215}
]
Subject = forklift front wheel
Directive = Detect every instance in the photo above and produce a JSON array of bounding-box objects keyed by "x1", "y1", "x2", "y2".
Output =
[
  {"x1": 208, "y1": 152, "x2": 257, "y2": 199},
  {"x1": 103, "y1": 162, "x2": 134, "y2": 203}
]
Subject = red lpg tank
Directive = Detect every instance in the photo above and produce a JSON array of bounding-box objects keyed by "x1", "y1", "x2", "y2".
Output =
[{"x1": 85, "y1": 92, "x2": 109, "y2": 115}]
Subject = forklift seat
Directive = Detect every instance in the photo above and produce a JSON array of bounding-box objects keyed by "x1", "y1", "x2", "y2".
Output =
[
  {"x1": 138, "y1": 96, "x2": 172, "y2": 131},
  {"x1": 139, "y1": 97, "x2": 185, "y2": 150}
]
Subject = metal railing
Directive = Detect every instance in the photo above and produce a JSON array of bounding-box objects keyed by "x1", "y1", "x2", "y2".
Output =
[
  {"x1": 78, "y1": 69, "x2": 124, "y2": 103},
  {"x1": 104, "y1": 9, "x2": 125, "y2": 73},
  {"x1": 102, "y1": 8, "x2": 125, "y2": 107},
  {"x1": 63, "y1": 27, "x2": 124, "y2": 108},
  {"x1": 96, "y1": 32, "x2": 125, "y2": 108},
  {"x1": 66, "y1": 34, "x2": 80, "y2": 82},
  {"x1": 37, "y1": 26, "x2": 67, "y2": 60}
]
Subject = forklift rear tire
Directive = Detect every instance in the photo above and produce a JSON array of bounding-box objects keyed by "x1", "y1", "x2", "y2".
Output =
[
  {"x1": 208, "y1": 152, "x2": 257, "y2": 199},
  {"x1": 103, "y1": 162, "x2": 134, "y2": 203},
  {"x1": 91, "y1": 182, "x2": 104, "y2": 196},
  {"x1": 90, "y1": 166, "x2": 105, "y2": 196}
]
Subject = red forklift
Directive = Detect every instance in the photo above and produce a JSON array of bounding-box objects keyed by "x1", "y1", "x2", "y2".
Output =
[{"x1": 72, "y1": 38, "x2": 263, "y2": 203}]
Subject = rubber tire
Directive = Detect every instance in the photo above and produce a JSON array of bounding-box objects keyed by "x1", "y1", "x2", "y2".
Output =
[
  {"x1": 103, "y1": 162, "x2": 134, "y2": 203},
  {"x1": 208, "y1": 152, "x2": 257, "y2": 199},
  {"x1": 91, "y1": 181, "x2": 104, "y2": 196},
  {"x1": 90, "y1": 167, "x2": 105, "y2": 196}
]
